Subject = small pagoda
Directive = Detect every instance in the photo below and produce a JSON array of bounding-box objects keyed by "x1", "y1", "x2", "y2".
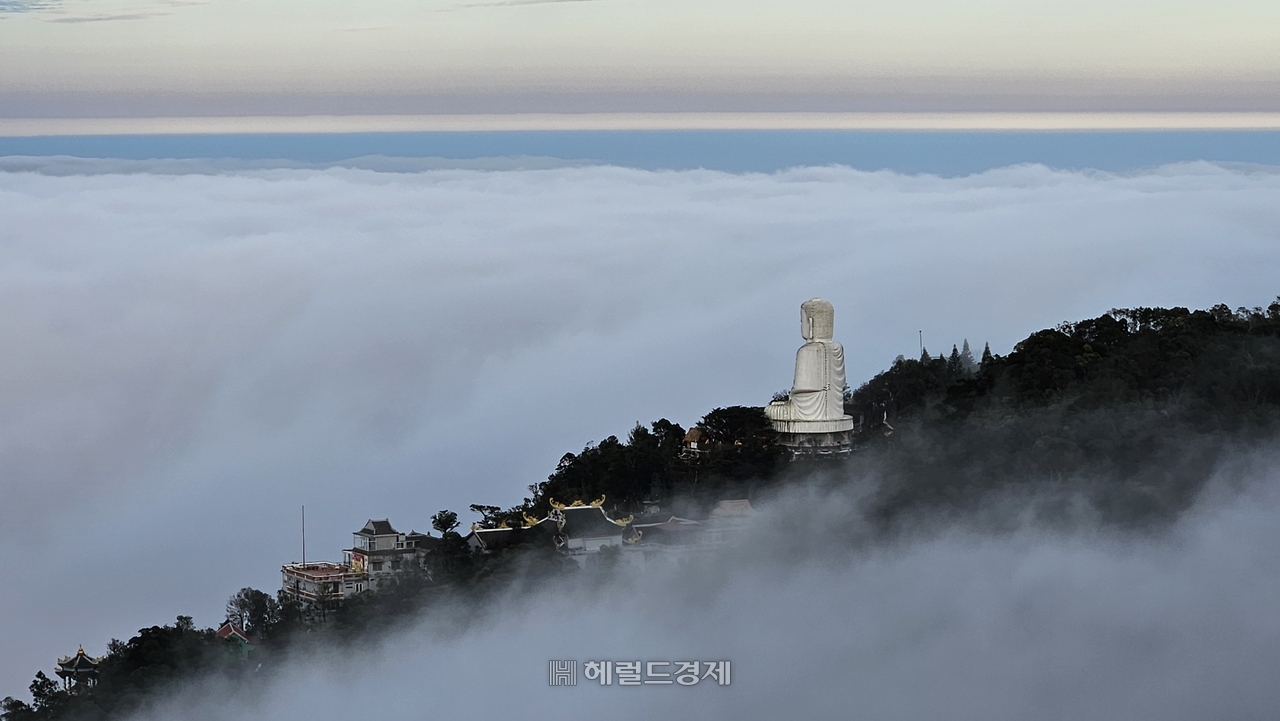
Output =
[{"x1": 55, "y1": 647, "x2": 103, "y2": 690}]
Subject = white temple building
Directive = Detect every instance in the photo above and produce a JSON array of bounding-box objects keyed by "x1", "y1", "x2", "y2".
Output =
[{"x1": 765, "y1": 298, "x2": 855, "y2": 456}]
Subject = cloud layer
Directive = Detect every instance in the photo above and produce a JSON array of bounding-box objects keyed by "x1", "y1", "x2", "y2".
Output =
[{"x1": 2, "y1": 161, "x2": 1280, "y2": 698}]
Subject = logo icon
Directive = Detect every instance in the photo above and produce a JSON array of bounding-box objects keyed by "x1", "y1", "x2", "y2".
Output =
[{"x1": 549, "y1": 660, "x2": 577, "y2": 686}]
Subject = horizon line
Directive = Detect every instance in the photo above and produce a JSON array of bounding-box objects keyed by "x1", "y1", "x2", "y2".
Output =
[{"x1": 4, "y1": 112, "x2": 1280, "y2": 136}]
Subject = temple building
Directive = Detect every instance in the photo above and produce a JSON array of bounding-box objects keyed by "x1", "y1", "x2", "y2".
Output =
[
  {"x1": 281, "y1": 518, "x2": 440, "y2": 604},
  {"x1": 55, "y1": 647, "x2": 103, "y2": 691},
  {"x1": 343, "y1": 518, "x2": 439, "y2": 581},
  {"x1": 554, "y1": 501, "x2": 637, "y2": 555},
  {"x1": 765, "y1": 298, "x2": 855, "y2": 456},
  {"x1": 463, "y1": 497, "x2": 638, "y2": 566},
  {"x1": 465, "y1": 516, "x2": 556, "y2": 552}
]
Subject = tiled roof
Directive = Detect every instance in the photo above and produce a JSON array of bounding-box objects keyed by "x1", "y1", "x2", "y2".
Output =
[
  {"x1": 559, "y1": 506, "x2": 625, "y2": 539},
  {"x1": 468, "y1": 522, "x2": 556, "y2": 550},
  {"x1": 55, "y1": 648, "x2": 102, "y2": 672},
  {"x1": 357, "y1": 518, "x2": 398, "y2": 536},
  {"x1": 215, "y1": 622, "x2": 253, "y2": 644}
]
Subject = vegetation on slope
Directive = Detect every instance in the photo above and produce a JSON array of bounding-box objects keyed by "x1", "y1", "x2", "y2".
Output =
[{"x1": 847, "y1": 302, "x2": 1280, "y2": 526}]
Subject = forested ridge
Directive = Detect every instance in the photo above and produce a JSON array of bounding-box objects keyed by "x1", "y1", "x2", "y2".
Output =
[{"x1": 7, "y1": 299, "x2": 1280, "y2": 720}]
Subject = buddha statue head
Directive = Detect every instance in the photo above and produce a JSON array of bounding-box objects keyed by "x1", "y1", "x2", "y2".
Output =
[{"x1": 800, "y1": 298, "x2": 835, "y2": 341}]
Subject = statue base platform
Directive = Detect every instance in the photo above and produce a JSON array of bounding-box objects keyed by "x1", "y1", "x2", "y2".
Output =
[
  {"x1": 766, "y1": 412, "x2": 855, "y2": 458},
  {"x1": 773, "y1": 430, "x2": 853, "y2": 458}
]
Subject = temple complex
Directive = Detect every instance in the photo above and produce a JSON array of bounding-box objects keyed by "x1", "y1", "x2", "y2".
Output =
[
  {"x1": 281, "y1": 495, "x2": 761, "y2": 601},
  {"x1": 765, "y1": 298, "x2": 855, "y2": 456},
  {"x1": 463, "y1": 497, "x2": 639, "y2": 565}
]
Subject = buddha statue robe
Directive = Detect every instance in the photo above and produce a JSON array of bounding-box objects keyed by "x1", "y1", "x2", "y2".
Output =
[{"x1": 766, "y1": 298, "x2": 855, "y2": 434}]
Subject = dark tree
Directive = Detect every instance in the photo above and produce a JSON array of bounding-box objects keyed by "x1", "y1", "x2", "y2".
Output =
[
  {"x1": 697, "y1": 406, "x2": 774, "y2": 446},
  {"x1": 947, "y1": 344, "x2": 963, "y2": 375},
  {"x1": 0, "y1": 696, "x2": 34, "y2": 721},
  {"x1": 431, "y1": 510, "x2": 459, "y2": 534},
  {"x1": 467, "y1": 505, "x2": 503, "y2": 529},
  {"x1": 431, "y1": 531, "x2": 477, "y2": 585},
  {"x1": 224, "y1": 588, "x2": 280, "y2": 639},
  {"x1": 960, "y1": 339, "x2": 977, "y2": 372}
]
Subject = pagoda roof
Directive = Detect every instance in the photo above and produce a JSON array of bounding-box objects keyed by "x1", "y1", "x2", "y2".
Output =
[
  {"x1": 558, "y1": 506, "x2": 627, "y2": 539},
  {"x1": 467, "y1": 527, "x2": 513, "y2": 550},
  {"x1": 55, "y1": 647, "x2": 103, "y2": 676},
  {"x1": 405, "y1": 531, "x2": 442, "y2": 549},
  {"x1": 467, "y1": 521, "x2": 556, "y2": 551},
  {"x1": 355, "y1": 519, "x2": 398, "y2": 536}
]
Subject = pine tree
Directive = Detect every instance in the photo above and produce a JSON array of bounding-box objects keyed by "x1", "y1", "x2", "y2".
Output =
[
  {"x1": 947, "y1": 344, "x2": 963, "y2": 374},
  {"x1": 960, "y1": 339, "x2": 977, "y2": 372},
  {"x1": 981, "y1": 342, "x2": 994, "y2": 367},
  {"x1": 920, "y1": 346, "x2": 931, "y2": 362}
]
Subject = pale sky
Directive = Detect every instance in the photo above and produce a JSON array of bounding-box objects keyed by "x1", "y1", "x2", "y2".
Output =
[{"x1": 2, "y1": 0, "x2": 1280, "y2": 117}]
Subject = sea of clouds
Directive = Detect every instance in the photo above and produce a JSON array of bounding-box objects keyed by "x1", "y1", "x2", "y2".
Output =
[{"x1": 2, "y1": 159, "x2": 1280, "y2": 712}]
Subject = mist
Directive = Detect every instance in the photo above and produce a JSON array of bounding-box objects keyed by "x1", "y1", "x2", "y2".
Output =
[
  {"x1": 123, "y1": 454, "x2": 1280, "y2": 721},
  {"x1": 2, "y1": 159, "x2": 1280, "y2": 698}
]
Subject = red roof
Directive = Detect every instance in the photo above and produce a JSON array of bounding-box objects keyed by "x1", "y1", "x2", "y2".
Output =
[{"x1": 216, "y1": 622, "x2": 253, "y2": 644}]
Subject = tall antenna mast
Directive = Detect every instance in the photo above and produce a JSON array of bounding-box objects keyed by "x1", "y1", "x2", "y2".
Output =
[
  {"x1": 302, "y1": 505, "x2": 306, "y2": 567},
  {"x1": 919, "y1": 330, "x2": 923, "y2": 356}
]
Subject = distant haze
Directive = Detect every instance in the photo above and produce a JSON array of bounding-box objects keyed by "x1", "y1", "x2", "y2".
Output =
[
  {"x1": 1, "y1": 0, "x2": 1279, "y2": 118},
  {"x1": 2, "y1": 159, "x2": 1280, "y2": 697}
]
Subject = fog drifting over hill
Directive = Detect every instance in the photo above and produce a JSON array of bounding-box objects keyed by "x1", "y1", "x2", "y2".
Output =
[
  {"x1": 2, "y1": 160, "x2": 1280, "y2": 702},
  {"x1": 130, "y1": 461, "x2": 1280, "y2": 721}
]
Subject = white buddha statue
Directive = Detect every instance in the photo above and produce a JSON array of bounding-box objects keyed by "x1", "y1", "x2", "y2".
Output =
[{"x1": 766, "y1": 298, "x2": 855, "y2": 436}]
